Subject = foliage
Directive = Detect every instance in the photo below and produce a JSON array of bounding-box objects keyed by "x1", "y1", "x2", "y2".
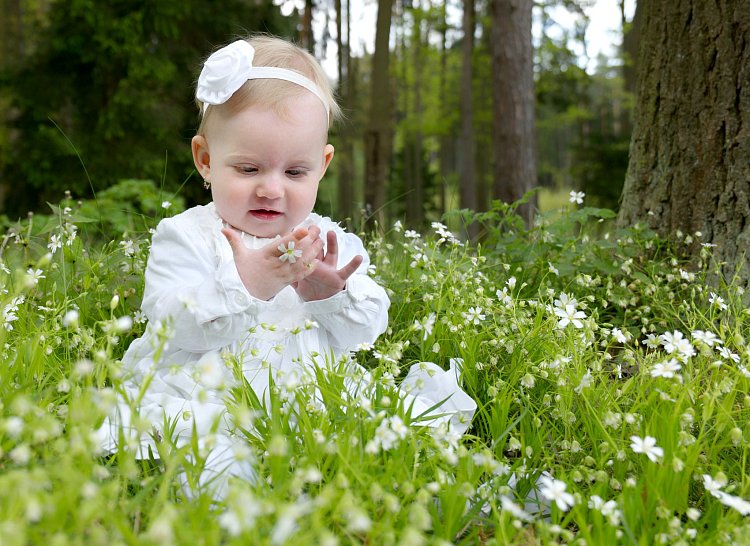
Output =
[
  {"x1": 2, "y1": 189, "x2": 750, "y2": 544},
  {"x1": 534, "y1": 19, "x2": 632, "y2": 210},
  {"x1": 0, "y1": 0, "x2": 293, "y2": 218},
  {"x1": 1, "y1": 0, "x2": 634, "y2": 230}
]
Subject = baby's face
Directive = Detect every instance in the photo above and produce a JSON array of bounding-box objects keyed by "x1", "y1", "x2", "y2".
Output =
[{"x1": 199, "y1": 93, "x2": 333, "y2": 238}]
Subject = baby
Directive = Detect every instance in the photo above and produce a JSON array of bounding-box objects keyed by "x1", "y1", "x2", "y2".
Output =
[{"x1": 98, "y1": 35, "x2": 475, "y2": 498}]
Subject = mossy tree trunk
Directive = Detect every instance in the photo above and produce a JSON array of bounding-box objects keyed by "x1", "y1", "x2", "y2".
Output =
[{"x1": 618, "y1": 0, "x2": 750, "y2": 287}]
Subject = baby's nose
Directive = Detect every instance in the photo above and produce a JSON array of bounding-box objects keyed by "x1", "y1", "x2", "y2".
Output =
[{"x1": 256, "y1": 174, "x2": 284, "y2": 199}]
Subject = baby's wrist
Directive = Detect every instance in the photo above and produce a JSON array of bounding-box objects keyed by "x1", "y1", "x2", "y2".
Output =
[{"x1": 239, "y1": 273, "x2": 282, "y2": 301}]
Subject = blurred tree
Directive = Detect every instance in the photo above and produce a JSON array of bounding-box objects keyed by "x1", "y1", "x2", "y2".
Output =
[
  {"x1": 334, "y1": 0, "x2": 356, "y2": 224},
  {"x1": 534, "y1": 27, "x2": 589, "y2": 191},
  {"x1": 0, "y1": 0, "x2": 292, "y2": 219},
  {"x1": 435, "y1": 0, "x2": 451, "y2": 217},
  {"x1": 533, "y1": 1, "x2": 634, "y2": 210},
  {"x1": 619, "y1": 0, "x2": 750, "y2": 288},
  {"x1": 459, "y1": 0, "x2": 477, "y2": 237},
  {"x1": 403, "y1": 0, "x2": 426, "y2": 229},
  {"x1": 299, "y1": 0, "x2": 315, "y2": 53},
  {"x1": 489, "y1": 0, "x2": 536, "y2": 225},
  {"x1": 363, "y1": 0, "x2": 394, "y2": 227}
]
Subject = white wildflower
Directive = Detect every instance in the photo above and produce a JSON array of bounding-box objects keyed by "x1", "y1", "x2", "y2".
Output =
[
  {"x1": 554, "y1": 302, "x2": 586, "y2": 330},
  {"x1": 691, "y1": 330, "x2": 721, "y2": 347},
  {"x1": 650, "y1": 358, "x2": 682, "y2": 378},
  {"x1": 569, "y1": 191, "x2": 585, "y2": 204},
  {"x1": 120, "y1": 240, "x2": 135, "y2": 256},
  {"x1": 630, "y1": 435, "x2": 664, "y2": 463},
  {"x1": 717, "y1": 346, "x2": 740, "y2": 363},
  {"x1": 24, "y1": 268, "x2": 45, "y2": 287},
  {"x1": 715, "y1": 491, "x2": 750, "y2": 516},
  {"x1": 659, "y1": 330, "x2": 695, "y2": 359},
  {"x1": 702, "y1": 474, "x2": 726, "y2": 496},
  {"x1": 47, "y1": 233, "x2": 63, "y2": 253},
  {"x1": 278, "y1": 241, "x2": 302, "y2": 263},
  {"x1": 611, "y1": 328, "x2": 629, "y2": 343},
  {"x1": 574, "y1": 370, "x2": 593, "y2": 393},
  {"x1": 114, "y1": 316, "x2": 133, "y2": 333},
  {"x1": 413, "y1": 313, "x2": 436, "y2": 340},
  {"x1": 62, "y1": 309, "x2": 79, "y2": 328},
  {"x1": 642, "y1": 334, "x2": 661, "y2": 349},
  {"x1": 538, "y1": 475, "x2": 576, "y2": 511},
  {"x1": 708, "y1": 292, "x2": 728, "y2": 310},
  {"x1": 463, "y1": 307, "x2": 485, "y2": 325},
  {"x1": 499, "y1": 496, "x2": 533, "y2": 521}
]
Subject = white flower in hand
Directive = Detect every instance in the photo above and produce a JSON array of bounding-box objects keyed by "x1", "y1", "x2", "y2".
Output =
[
  {"x1": 278, "y1": 241, "x2": 302, "y2": 263},
  {"x1": 197, "y1": 40, "x2": 255, "y2": 106}
]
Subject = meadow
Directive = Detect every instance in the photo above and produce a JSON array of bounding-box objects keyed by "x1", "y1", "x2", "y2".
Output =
[{"x1": 1, "y1": 182, "x2": 749, "y2": 545}]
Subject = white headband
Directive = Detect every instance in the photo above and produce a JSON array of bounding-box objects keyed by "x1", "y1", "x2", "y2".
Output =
[{"x1": 196, "y1": 40, "x2": 329, "y2": 121}]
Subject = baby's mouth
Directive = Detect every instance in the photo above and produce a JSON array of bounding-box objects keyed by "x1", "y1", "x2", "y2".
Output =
[{"x1": 249, "y1": 209, "x2": 283, "y2": 220}]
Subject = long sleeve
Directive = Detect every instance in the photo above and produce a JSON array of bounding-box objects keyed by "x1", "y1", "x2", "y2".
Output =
[
  {"x1": 302, "y1": 227, "x2": 390, "y2": 351},
  {"x1": 141, "y1": 215, "x2": 269, "y2": 352}
]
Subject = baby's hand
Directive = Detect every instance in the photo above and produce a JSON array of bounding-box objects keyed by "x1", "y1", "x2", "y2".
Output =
[
  {"x1": 293, "y1": 230, "x2": 363, "y2": 301},
  {"x1": 222, "y1": 226, "x2": 324, "y2": 301}
]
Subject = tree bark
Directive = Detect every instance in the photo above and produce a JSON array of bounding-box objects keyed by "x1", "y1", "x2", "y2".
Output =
[
  {"x1": 300, "y1": 0, "x2": 315, "y2": 55},
  {"x1": 437, "y1": 0, "x2": 449, "y2": 218},
  {"x1": 618, "y1": 0, "x2": 750, "y2": 288},
  {"x1": 489, "y1": 0, "x2": 536, "y2": 225},
  {"x1": 0, "y1": 0, "x2": 25, "y2": 212},
  {"x1": 460, "y1": 0, "x2": 478, "y2": 237},
  {"x1": 406, "y1": 2, "x2": 425, "y2": 229},
  {"x1": 363, "y1": 0, "x2": 395, "y2": 228},
  {"x1": 620, "y1": 0, "x2": 641, "y2": 135},
  {"x1": 335, "y1": 0, "x2": 355, "y2": 223}
]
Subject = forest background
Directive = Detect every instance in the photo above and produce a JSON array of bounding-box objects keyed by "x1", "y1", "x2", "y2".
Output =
[{"x1": 0, "y1": 0, "x2": 633, "y2": 227}]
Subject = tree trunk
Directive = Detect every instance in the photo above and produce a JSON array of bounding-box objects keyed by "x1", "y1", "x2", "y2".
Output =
[
  {"x1": 406, "y1": 3, "x2": 425, "y2": 229},
  {"x1": 300, "y1": 0, "x2": 315, "y2": 55},
  {"x1": 335, "y1": 0, "x2": 355, "y2": 223},
  {"x1": 437, "y1": 0, "x2": 449, "y2": 218},
  {"x1": 0, "y1": 0, "x2": 25, "y2": 212},
  {"x1": 363, "y1": 0, "x2": 395, "y2": 228},
  {"x1": 460, "y1": 0, "x2": 477, "y2": 237},
  {"x1": 618, "y1": 0, "x2": 750, "y2": 288},
  {"x1": 489, "y1": 0, "x2": 536, "y2": 225},
  {"x1": 620, "y1": 0, "x2": 641, "y2": 135},
  {"x1": 1, "y1": 0, "x2": 24, "y2": 65}
]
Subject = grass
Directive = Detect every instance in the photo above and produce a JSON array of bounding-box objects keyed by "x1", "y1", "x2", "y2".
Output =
[{"x1": 1, "y1": 184, "x2": 750, "y2": 545}]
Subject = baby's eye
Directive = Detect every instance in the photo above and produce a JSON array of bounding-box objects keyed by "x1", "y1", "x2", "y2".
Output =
[
  {"x1": 236, "y1": 165, "x2": 258, "y2": 174},
  {"x1": 286, "y1": 169, "x2": 307, "y2": 178}
]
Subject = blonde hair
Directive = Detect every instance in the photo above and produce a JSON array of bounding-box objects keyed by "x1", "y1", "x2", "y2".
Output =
[{"x1": 196, "y1": 35, "x2": 340, "y2": 136}]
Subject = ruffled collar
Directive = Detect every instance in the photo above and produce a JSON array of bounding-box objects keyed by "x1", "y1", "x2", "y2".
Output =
[{"x1": 206, "y1": 202, "x2": 321, "y2": 246}]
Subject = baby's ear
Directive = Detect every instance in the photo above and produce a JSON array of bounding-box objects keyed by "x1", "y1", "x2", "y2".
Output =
[
  {"x1": 191, "y1": 135, "x2": 211, "y2": 178},
  {"x1": 321, "y1": 144, "x2": 335, "y2": 174}
]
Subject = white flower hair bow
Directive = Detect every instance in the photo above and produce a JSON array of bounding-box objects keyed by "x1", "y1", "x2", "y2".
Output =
[{"x1": 196, "y1": 39, "x2": 329, "y2": 120}]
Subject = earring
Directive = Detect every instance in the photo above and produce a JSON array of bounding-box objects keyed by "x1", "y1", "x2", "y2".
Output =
[{"x1": 203, "y1": 177, "x2": 211, "y2": 190}]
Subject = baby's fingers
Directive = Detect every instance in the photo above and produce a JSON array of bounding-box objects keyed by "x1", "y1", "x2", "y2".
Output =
[
  {"x1": 222, "y1": 228, "x2": 245, "y2": 257},
  {"x1": 324, "y1": 231, "x2": 339, "y2": 263},
  {"x1": 337, "y1": 254, "x2": 364, "y2": 281}
]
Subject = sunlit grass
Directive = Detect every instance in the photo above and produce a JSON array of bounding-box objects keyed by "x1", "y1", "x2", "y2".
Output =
[
  {"x1": 537, "y1": 186, "x2": 573, "y2": 214},
  {"x1": 1, "y1": 182, "x2": 749, "y2": 545}
]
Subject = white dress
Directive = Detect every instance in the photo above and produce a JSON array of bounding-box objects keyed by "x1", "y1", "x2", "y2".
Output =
[{"x1": 98, "y1": 203, "x2": 476, "y2": 495}]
